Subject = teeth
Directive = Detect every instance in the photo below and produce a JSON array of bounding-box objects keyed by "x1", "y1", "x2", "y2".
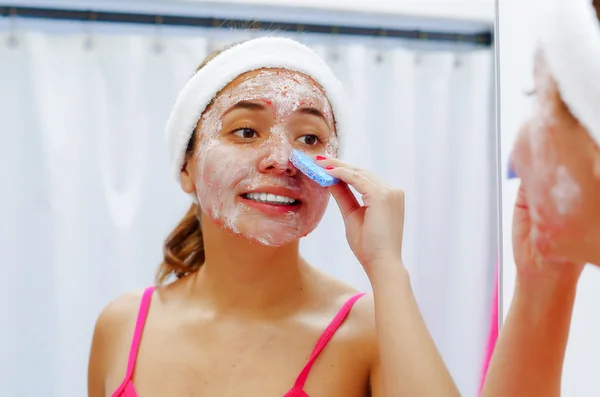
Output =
[{"x1": 246, "y1": 192, "x2": 296, "y2": 205}]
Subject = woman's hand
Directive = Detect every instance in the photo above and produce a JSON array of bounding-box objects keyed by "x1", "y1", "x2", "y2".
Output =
[
  {"x1": 316, "y1": 157, "x2": 405, "y2": 274},
  {"x1": 316, "y1": 156, "x2": 460, "y2": 396},
  {"x1": 480, "y1": 184, "x2": 585, "y2": 397},
  {"x1": 512, "y1": 182, "x2": 585, "y2": 286}
]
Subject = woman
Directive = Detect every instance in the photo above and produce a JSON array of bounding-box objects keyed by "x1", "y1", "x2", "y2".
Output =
[
  {"x1": 481, "y1": 0, "x2": 600, "y2": 396},
  {"x1": 87, "y1": 37, "x2": 459, "y2": 397}
]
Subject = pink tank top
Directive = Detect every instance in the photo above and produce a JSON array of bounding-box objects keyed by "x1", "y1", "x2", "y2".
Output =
[{"x1": 111, "y1": 286, "x2": 366, "y2": 397}]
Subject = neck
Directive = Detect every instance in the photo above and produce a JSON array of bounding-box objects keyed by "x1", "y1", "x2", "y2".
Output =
[{"x1": 189, "y1": 214, "x2": 308, "y2": 316}]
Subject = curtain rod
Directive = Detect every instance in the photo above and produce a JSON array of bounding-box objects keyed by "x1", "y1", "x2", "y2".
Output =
[{"x1": 0, "y1": 5, "x2": 493, "y2": 47}]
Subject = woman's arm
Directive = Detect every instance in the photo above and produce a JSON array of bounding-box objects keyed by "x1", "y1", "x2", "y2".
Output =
[
  {"x1": 480, "y1": 275, "x2": 578, "y2": 397},
  {"x1": 368, "y1": 261, "x2": 460, "y2": 397},
  {"x1": 319, "y1": 157, "x2": 459, "y2": 397},
  {"x1": 481, "y1": 183, "x2": 584, "y2": 397},
  {"x1": 88, "y1": 309, "x2": 110, "y2": 397},
  {"x1": 87, "y1": 292, "x2": 142, "y2": 397}
]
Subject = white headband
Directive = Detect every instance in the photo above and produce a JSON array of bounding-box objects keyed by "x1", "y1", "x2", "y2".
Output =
[
  {"x1": 537, "y1": 0, "x2": 600, "y2": 145},
  {"x1": 165, "y1": 36, "x2": 347, "y2": 183}
]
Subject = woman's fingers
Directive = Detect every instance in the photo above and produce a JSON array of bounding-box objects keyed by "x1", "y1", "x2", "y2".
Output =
[
  {"x1": 329, "y1": 181, "x2": 361, "y2": 218},
  {"x1": 316, "y1": 157, "x2": 385, "y2": 195},
  {"x1": 326, "y1": 166, "x2": 373, "y2": 195}
]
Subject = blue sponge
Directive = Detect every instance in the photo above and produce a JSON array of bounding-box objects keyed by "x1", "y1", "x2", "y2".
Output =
[{"x1": 289, "y1": 149, "x2": 340, "y2": 187}]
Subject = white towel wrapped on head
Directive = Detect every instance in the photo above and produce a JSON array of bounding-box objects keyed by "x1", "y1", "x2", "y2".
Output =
[{"x1": 537, "y1": 0, "x2": 600, "y2": 146}]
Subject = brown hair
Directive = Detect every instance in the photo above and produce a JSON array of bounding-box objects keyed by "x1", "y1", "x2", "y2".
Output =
[{"x1": 155, "y1": 43, "x2": 241, "y2": 285}]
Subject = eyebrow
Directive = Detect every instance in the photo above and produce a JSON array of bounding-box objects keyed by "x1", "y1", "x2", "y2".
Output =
[
  {"x1": 222, "y1": 100, "x2": 266, "y2": 117},
  {"x1": 221, "y1": 100, "x2": 330, "y2": 125},
  {"x1": 298, "y1": 106, "x2": 328, "y2": 124}
]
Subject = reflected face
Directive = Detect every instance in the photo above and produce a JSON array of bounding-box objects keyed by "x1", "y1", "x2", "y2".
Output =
[
  {"x1": 510, "y1": 49, "x2": 600, "y2": 263},
  {"x1": 183, "y1": 69, "x2": 338, "y2": 246}
]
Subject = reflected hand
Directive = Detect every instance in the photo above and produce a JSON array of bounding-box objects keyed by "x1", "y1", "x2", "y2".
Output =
[
  {"x1": 316, "y1": 157, "x2": 405, "y2": 273},
  {"x1": 513, "y1": 182, "x2": 585, "y2": 284}
]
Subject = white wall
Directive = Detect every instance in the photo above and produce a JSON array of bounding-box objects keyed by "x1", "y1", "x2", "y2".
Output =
[
  {"x1": 181, "y1": 0, "x2": 495, "y2": 23},
  {"x1": 499, "y1": 1, "x2": 600, "y2": 395},
  {"x1": 13, "y1": 0, "x2": 493, "y2": 38},
  {"x1": 11, "y1": 0, "x2": 495, "y2": 23}
]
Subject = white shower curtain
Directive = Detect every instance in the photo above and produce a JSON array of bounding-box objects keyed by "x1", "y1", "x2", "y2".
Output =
[{"x1": 0, "y1": 26, "x2": 495, "y2": 397}]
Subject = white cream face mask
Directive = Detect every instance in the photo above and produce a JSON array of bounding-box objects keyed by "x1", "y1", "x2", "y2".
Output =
[
  {"x1": 527, "y1": 65, "x2": 581, "y2": 222},
  {"x1": 192, "y1": 69, "x2": 339, "y2": 246},
  {"x1": 509, "y1": 53, "x2": 592, "y2": 257}
]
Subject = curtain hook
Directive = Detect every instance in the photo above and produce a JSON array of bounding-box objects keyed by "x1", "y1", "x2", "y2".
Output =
[
  {"x1": 248, "y1": 20, "x2": 262, "y2": 39},
  {"x1": 375, "y1": 28, "x2": 387, "y2": 64},
  {"x1": 453, "y1": 52, "x2": 462, "y2": 68},
  {"x1": 294, "y1": 24, "x2": 306, "y2": 43},
  {"x1": 329, "y1": 26, "x2": 340, "y2": 63},
  {"x1": 83, "y1": 11, "x2": 97, "y2": 50},
  {"x1": 205, "y1": 17, "x2": 220, "y2": 54},
  {"x1": 153, "y1": 15, "x2": 164, "y2": 53},
  {"x1": 414, "y1": 52, "x2": 423, "y2": 66},
  {"x1": 7, "y1": 8, "x2": 19, "y2": 48}
]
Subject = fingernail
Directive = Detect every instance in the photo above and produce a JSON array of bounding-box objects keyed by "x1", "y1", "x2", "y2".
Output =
[
  {"x1": 325, "y1": 166, "x2": 335, "y2": 170},
  {"x1": 315, "y1": 155, "x2": 327, "y2": 161}
]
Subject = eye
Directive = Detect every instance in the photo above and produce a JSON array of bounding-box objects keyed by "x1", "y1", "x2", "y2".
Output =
[
  {"x1": 232, "y1": 127, "x2": 258, "y2": 139},
  {"x1": 523, "y1": 88, "x2": 537, "y2": 97},
  {"x1": 297, "y1": 134, "x2": 320, "y2": 146}
]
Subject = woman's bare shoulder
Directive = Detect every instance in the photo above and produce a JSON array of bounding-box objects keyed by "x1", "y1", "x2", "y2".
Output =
[
  {"x1": 89, "y1": 289, "x2": 147, "y2": 369},
  {"x1": 94, "y1": 289, "x2": 147, "y2": 335},
  {"x1": 346, "y1": 292, "x2": 376, "y2": 338},
  {"x1": 309, "y1": 268, "x2": 377, "y2": 340},
  {"x1": 312, "y1": 275, "x2": 378, "y2": 369}
]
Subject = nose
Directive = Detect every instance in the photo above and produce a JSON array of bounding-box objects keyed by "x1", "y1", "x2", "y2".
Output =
[
  {"x1": 258, "y1": 147, "x2": 297, "y2": 176},
  {"x1": 510, "y1": 119, "x2": 534, "y2": 180}
]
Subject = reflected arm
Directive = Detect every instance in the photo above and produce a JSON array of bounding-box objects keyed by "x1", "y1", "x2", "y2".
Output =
[{"x1": 481, "y1": 276, "x2": 578, "y2": 397}]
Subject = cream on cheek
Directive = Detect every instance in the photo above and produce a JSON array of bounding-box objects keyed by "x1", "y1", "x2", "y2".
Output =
[
  {"x1": 524, "y1": 92, "x2": 582, "y2": 224},
  {"x1": 192, "y1": 70, "x2": 337, "y2": 246},
  {"x1": 551, "y1": 165, "x2": 581, "y2": 215}
]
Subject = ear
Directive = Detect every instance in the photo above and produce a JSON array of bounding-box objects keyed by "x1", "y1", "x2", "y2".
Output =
[{"x1": 180, "y1": 160, "x2": 196, "y2": 194}]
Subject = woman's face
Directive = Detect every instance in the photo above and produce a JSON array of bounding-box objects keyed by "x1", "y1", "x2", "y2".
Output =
[
  {"x1": 511, "y1": 49, "x2": 600, "y2": 264},
  {"x1": 181, "y1": 68, "x2": 338, "y2": 247}
]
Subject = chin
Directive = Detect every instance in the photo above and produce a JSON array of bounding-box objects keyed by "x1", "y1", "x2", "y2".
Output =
[
  {"x1": 253, "y1": 236, "x2": 295, "y2": 247},
  {"x1": 209, "y1": 202, "x2": 326, "y2": 247},
  {"x1": 220, "y1": 222, "x2": 302, "y2": 247}
]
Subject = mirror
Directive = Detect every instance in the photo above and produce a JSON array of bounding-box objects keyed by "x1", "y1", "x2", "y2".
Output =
[
  {"x1": 498, "y1": 0, "x2": 600, "y2": 395},
  {"x1": 0, "y1": 1, "x2": 498, "y2": 396}
]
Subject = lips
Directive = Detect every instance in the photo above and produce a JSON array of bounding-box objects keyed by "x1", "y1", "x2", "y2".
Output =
[
  {"x1": 241, "y1": 185, "x2": 302, "y2": 205},
  {"x1": 242, "y1": 192, "x2": 300, "y2": 205}
]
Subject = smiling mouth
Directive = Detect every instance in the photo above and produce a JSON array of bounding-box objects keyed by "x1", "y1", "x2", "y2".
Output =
[{"x1": 241, "y1": 192, "x2": 301, "y2": 206}]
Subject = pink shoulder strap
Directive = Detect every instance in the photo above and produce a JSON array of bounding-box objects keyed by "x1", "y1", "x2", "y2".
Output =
[
  {"x1": 124, "y1": 286, "x2": 155, "y2": 379},
  {"x1": 293, "y1": 292, "x2": 366, "y2": 391}
]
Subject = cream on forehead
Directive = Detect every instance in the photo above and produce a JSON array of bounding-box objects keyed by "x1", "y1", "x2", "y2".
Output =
[
  {"x1": 204, "y1": 70, "x2": 334, "y2": 133},
  {"x1": 197, "y1": 69, "x2": 339, "y2": 155}
]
